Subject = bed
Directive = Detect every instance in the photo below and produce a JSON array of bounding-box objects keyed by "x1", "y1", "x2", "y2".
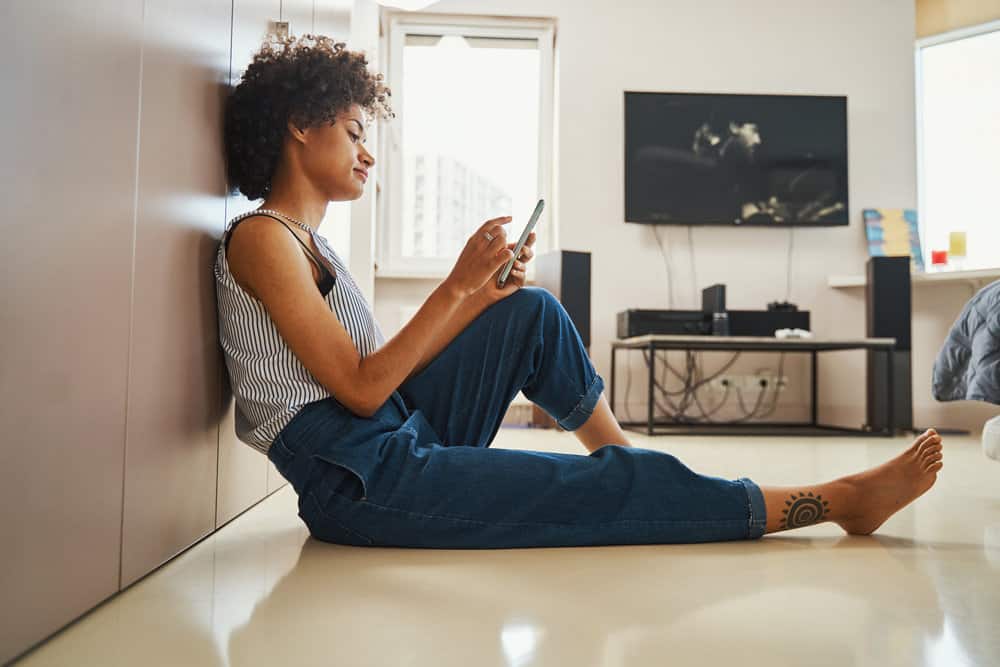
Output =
[{"x1": 932, "y1": 279, "x2": 1000, "y2": 459}]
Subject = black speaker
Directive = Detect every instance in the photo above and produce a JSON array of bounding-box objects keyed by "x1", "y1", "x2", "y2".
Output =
[
  {"x1": 865, "y1": 256, "x2": 913, "y2": 432},
  {"x1": 701, "y1": 284, "x2": 726, "y2": 314},
  {"x1": 535, "y1": 250, "x2": 591, "y2": 347}
]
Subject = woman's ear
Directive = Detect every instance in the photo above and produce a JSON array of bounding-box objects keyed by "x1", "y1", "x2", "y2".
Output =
[{"x1": 286, "y1": 119, "x2": 308, "y2": 144}]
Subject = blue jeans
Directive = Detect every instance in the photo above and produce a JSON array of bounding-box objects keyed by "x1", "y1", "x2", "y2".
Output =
[{"x1": 268, "y1": 287, "x2": 767, "y2": 548}]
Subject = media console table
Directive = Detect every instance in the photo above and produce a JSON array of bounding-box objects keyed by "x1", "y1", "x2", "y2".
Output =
[{"x1": 610, "y1": 334, "x2": 897, "y2": 437}]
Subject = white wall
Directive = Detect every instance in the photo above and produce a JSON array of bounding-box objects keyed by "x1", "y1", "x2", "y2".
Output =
[{"x1": 372, "y1": 0, "x2": 996, "y2": 433}]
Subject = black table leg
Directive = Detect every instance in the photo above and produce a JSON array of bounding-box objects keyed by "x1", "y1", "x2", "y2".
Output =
[
  {"x1": 811, "y1": 350, "x2": 818, "y2": 426},
  {"x1": 887, "y1": 346, "x2": 895, "y2": 436},
  {"x1": 610, "y1": 346, "x2": 617, "y2": 418},
  {"x1": 647, "y1": 342, "x2": 654, "y2": 436}
]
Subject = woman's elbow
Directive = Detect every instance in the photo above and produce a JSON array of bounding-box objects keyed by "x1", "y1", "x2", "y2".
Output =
[
  {"x1": 348, "y1": 386, "x2": 382, "y2": 419},
  {"x1": 352, "y1": 402, "x2": 378, "y2": 419},
  {"x1": 324, "y1": 368, "x2": 380, "y2": 419}
]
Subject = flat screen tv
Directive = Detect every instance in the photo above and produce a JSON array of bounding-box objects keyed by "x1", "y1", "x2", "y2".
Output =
[{"x1": 625, "y1": 91, "x2": 848, "y2": 226}]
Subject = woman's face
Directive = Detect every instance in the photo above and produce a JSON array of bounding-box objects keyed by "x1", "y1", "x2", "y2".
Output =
[{"x1": 298, "y1": 104, "x2": 375, "y2": 201}]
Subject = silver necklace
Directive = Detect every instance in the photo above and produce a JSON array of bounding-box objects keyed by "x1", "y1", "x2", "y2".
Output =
[{"x1": 251, "y1": 208, "x2": 315, "y2": 234}]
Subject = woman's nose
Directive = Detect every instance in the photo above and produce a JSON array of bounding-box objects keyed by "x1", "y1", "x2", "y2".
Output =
[{"x1": 360, "y1": 149, "x2": 375, "y2": 168}]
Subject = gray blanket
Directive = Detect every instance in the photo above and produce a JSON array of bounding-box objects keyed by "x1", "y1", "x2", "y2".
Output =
[{"x1": 932, "y1": 279, "x2": 1000, "y2": 405}]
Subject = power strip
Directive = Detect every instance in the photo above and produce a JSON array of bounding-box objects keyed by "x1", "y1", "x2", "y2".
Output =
[{"x1": 708, "y1": 374, "x2": 788, "y2": 392}]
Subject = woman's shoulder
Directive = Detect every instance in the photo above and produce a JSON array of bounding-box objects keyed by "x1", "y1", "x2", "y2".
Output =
[{"x1": 224, "y1": 215, "x2": 313, "y2": 299}]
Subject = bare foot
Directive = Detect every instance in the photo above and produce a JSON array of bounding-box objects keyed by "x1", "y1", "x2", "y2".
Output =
[{"x1": 834, "y1": 429, "x2": 944, "y2": 535}]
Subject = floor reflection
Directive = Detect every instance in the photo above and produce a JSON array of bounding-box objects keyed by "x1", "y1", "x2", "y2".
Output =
[{"x1": 223, "y1": 526, "x2": 993, "y2": 666}]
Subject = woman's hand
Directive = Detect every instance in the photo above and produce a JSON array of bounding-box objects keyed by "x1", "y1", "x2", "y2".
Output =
[
  {"x1": 442, "y1": 216, "x2": 515, "y2": 298},
  {"x1": 475, "y1": 230, "x2": 537, "y2": 306}
]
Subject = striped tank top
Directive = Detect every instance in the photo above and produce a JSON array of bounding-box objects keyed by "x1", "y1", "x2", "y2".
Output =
[{"x1": 214, "y1": 210, "x2": 385, "y2": 455}]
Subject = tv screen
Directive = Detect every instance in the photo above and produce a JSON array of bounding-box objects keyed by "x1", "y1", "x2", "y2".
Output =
[{"x1": 625, "y1": 92, "x2": 848, "y2": 226}]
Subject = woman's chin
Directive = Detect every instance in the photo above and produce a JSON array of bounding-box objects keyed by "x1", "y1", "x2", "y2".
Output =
[{"x1": 328, "y1": 188, "x2": 364, "y2": 202}]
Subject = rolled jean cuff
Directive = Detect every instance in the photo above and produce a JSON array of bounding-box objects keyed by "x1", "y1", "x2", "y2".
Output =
[
  {"x1": 739, "y1": 477, "x2": 768, "y2": 540},
  {"x1": 557, "y1": 374, "x2": 605, "y2": 431}
]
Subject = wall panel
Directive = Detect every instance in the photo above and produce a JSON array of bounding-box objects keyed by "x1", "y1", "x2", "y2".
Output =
[
  {"x1": 0, "y1": 1, "x2": 143, "y2": 662},
  {"x1": 120, "y1": 0, "x2": 233, "y2": 587},
  {"x1": 217, "y1": 0, "x2": 285, "y2": 525}
]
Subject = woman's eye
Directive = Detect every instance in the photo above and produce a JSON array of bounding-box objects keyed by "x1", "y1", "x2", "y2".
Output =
[{"x1": 349, "y1": 133, "x2": 360, "y2": 143}]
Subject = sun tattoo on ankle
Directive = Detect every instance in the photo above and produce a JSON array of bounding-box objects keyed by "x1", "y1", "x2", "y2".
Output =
[{"x1": 780, "y1": 492, "x2": 830, "y2": 529}]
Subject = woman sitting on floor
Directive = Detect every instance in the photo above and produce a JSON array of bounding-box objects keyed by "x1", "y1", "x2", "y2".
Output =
[{"x1": 214, "y1": 34, "x2": 944, "y2": 548}]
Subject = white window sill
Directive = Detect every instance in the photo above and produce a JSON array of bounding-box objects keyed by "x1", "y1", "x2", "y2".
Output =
[
  {"x1": 375, "y1": 269, "x2": 448, "y2": 280},
  {"x1": 375, "y1": 264, "x2": 538, "y2": 282}
]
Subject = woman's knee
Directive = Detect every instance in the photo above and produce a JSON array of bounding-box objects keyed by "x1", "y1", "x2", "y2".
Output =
[
  {"x1": 483, "y1": 288, "x2": 566, "y2": 343},
  {"x1": 505, "y1": 286, "x2": 562, "y2": 317},
  {"x1": 501, "y1": 287, "x2": 561, "y2": 328}
]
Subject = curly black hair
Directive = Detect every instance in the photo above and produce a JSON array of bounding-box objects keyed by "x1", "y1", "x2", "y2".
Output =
[{"x1": 224, "y1": 34, "x2": 394, "y2": 200}]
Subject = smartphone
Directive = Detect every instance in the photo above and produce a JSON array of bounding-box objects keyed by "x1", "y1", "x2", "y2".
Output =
[{"x1": 497, "y1": 199, "x2": 544, "y2": 288}]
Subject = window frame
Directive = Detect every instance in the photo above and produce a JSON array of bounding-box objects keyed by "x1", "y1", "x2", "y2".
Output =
[
  {"x1": 376, "y1": 11, "x2": 557, "y2": 278},
  {"x1": 915, "y1": 19, "x2": 1000, "y2": 273}
]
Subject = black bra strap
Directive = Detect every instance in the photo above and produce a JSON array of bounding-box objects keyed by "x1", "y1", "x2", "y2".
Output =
[{"x1": 225, "y1": 213, "x2": 336, "y2": 297}]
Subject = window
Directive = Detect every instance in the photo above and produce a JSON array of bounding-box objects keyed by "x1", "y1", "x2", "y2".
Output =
[
  {"x1": 916, "y1": 21, "x2": 1000, "y2": 272},
  {"x1": 378, "y1": 13, "x2": 556, "y2": 277},
  {"x1": 318, "y1": 201, "x2": 351, "y2": 267}
]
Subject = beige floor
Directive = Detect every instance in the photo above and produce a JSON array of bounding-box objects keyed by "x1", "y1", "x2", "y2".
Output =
[{"x1": 15, "y1": 428, "x2": 1000, "y2": 667}]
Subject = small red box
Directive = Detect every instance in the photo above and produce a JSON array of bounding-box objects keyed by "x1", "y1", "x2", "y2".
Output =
[{"x1": 931, "y1": 250, "x2": 948, "y2": 265}]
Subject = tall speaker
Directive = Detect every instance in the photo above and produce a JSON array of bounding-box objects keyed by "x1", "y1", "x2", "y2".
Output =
[
  {"x1": 535, "y1": 250, "x2": 591, "y2": 347},
  {"x1": 865, "y1": 256, "x2": 913, "y2": 432}
]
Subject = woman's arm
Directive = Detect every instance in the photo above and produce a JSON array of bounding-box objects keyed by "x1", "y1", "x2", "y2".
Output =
[
  {"x1": 401, "y1": 289, "x2": 493, "y2": 384},
  {"x1": 400, "y1": 231, "x2": 537, "y2": 385},
  {"x1": 354, "y1": 218, "x2": 522, "y2": 415},
  {"x1": 355, "y1": 282, "x2": 471, "y2": 414}
]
